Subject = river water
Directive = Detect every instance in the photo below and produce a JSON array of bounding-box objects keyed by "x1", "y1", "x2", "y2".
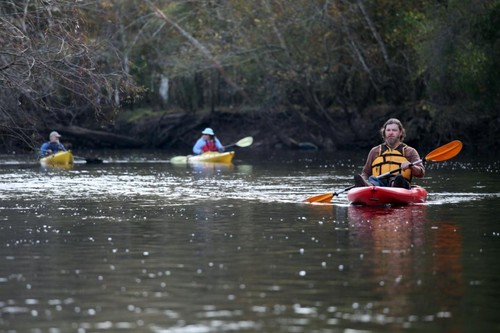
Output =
[{"x1": 0, "y1": 149, "x2": 499, "y2": 333}]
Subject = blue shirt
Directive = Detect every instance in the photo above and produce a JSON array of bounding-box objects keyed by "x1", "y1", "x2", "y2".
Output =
[
  {"x1": 40, "y1": 141, "x2": 67, "y2": 157},
  {"x1": 192, "y1": 137, "x2": 224, "y2": 155}
]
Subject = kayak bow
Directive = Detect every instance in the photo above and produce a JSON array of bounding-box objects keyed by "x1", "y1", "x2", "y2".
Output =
[
  {"x1": 347, "y1": 185, "x2": 428, "y2": 206},
  {"x1": 39, "y1": 151, "x2": 74, "y2": 167}
]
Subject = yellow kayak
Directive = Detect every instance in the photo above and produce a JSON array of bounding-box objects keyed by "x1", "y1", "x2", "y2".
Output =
[
  {"x1": 170, "y1": 151, "x2": 235, "y2": 164},
  {"x1": 188, "y1": 151, "x2": 235, "y2": 164},
  {"x1": 40, "y1": 151, "x2": 74, "y2": 167}
]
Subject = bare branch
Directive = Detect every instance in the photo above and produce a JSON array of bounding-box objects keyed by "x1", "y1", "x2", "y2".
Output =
[
  {"x1": 357, "y1": 0, "x2": 391, "y2": 68},
  {"x1": 145, "y1": 0, "x2": 249, "y2": 102}
]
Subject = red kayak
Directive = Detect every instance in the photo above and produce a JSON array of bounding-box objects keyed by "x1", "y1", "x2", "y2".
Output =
[{"x1": 347, "y1": 185, "x2": 428, "y2": 206}]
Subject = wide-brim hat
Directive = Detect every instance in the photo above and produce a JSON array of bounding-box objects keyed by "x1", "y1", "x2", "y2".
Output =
[{"x1": 202, "y1": 128, "x2": 214, "y2": 135}]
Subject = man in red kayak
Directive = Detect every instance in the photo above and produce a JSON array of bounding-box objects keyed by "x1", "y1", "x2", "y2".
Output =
[
  {"x1": 355, "y1": 118, "x2": 425, "y2": 189},
  {"x1": 192, "y1": 128, "x2": 225, "y2": 155}
]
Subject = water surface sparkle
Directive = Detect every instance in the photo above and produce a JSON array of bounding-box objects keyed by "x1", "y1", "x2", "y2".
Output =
[{"x1": 0, "y1": 152, "x2": 499, "y2": 333}]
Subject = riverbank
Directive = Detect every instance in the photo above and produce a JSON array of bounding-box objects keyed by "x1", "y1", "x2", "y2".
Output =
[
  {"x1": 64, "y1": 104, "x2": 496, "y2": 153},
  {"x1": 2, "y1": 104, "x2": 496, "y2": 155}
]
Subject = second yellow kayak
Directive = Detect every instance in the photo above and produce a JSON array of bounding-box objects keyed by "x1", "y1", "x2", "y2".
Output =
[
  {"x1": 170, "y1": 151, "x2": 235, "y2": 164},
  {"x1": 40, "y1": 151, "x2": 74, "y2": 167},
  {"x1": 188, "y1": 151, "x2": 235, "y2": 163}
]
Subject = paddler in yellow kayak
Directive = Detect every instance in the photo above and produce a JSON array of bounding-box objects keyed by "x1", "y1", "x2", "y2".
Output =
[
  {"x1": 39, "y1": 131, "x2": 68, "y2": 157},
  {"x1": 192, "y1": 128, "x2": 225, "y2": 155}
]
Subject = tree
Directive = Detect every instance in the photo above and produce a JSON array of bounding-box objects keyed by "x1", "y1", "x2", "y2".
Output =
[
  {"x1": 0, "y1": 0, "x2": 131, "y2": 151},
  {"x1": 416, "y1": 0, "x2": 500, "y2": 109}
]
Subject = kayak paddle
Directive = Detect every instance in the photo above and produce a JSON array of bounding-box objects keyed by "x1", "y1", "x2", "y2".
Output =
[
  {"x1": 375, "y1": 139, "x2": 463, "y2": 179},
  {"x1": 225, "y1": 136, "x2": 253, "y2": 149},
  {"x1": 169, "y1": 136, "x2": 254, "y2": 164},
  {"x1": 304, "y1": 185, "x2": 356, "y2": 203},
  {"x1": 304, "y1": 140, "x2": 463, "y2": 203},
  {"x1": 170, "y1": 155, "x2": 190, "y2": 164}
]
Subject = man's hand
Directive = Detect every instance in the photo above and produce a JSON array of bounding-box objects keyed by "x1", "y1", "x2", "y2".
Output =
[{"x1": 400, "y1": 161, "x2": 412, "y2": 171}]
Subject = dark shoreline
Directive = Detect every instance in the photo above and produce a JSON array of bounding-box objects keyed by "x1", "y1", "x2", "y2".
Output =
[{"x1": 2, "y1": 106, "x2": 496, "y2": 155}]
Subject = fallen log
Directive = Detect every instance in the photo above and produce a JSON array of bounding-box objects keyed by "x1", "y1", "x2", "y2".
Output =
[{"x1": 61, "y1": 126, "x2": 145, "y2": 148}]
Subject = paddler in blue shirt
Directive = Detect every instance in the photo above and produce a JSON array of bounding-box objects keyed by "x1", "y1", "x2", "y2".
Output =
[
  {"x1": 192, "y1": 128, "x2": 225, "y2": 155},
  {"x1": 39, "y1": 131, "x2": 67, "y2": 157},
  {"x1": 354, "y1": 118, "x2": 425, "y2": 189}
]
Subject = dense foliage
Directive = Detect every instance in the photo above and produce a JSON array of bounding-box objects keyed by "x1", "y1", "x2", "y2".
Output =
[
  {"x1": 1, "y1": 0, "x2": 498, "y2": 151},
  {"x1": 93, "y1": 0, "x2": 498, "y2": 112}
]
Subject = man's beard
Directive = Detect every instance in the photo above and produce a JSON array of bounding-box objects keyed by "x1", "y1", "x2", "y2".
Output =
[{"x1": 386, "y1": 137, "x2": 399, "y2": 147}]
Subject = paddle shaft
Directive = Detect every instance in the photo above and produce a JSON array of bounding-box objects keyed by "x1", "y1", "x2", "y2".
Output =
[
  {"x1": 224, "y1": 136, "x2": 253, "y2": 149},
  {"x1": 224, "y1": 143, "x2": 240, "y2": 149},
  {"x1": 376, "y1": 159, "x2": 424, "y2": 179},
  {"x1": 335, "y1": 185, "x2": 356, "y2": 196}
]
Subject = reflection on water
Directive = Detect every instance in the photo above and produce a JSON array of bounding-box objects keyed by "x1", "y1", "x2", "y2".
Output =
[
  {"x1": 348, "y1": 206, "x2": 464, "y2": 330},
  {"x1": 172, "y1": 161, "x2": 236, "y2": 175},
  {"x1": 0, "y1": 151, "x2": 499, "y2": 333},
  {"x1": 433, "y1": 223, "x2": 464, "y2": 309}
]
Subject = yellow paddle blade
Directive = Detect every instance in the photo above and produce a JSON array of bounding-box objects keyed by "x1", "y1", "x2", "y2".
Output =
[
  {"x1": 236, "y1": 136, "x2": 253, "y2": 148},
  {"x1": 425, "y1": 140, "x2": 463, "y2": 162},
  {"x1": 170, "y1": 155, "x2": 188, "y2": 164},
  {"x1": 304, "y1": 193, "x2": 334, "y2": 203}
]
